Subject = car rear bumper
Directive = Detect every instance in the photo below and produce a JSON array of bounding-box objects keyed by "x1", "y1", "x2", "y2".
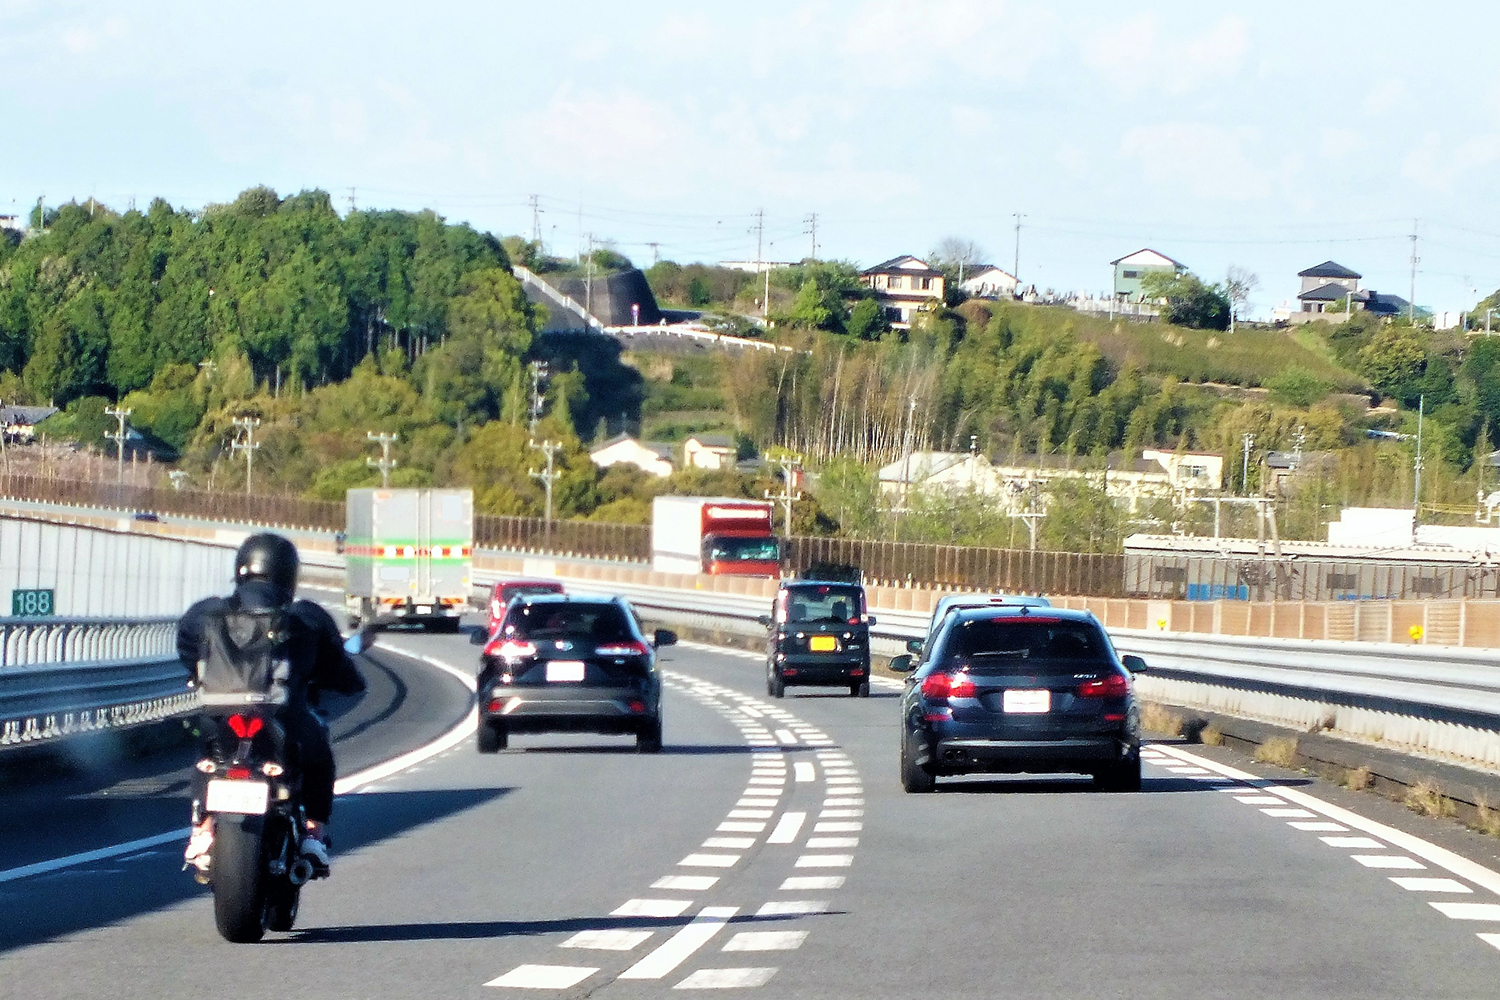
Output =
[
  {"x1": 919, "y1": 732, "x2": 1136, "y2": 773},
  {"x1": 481, "y1": 687, "x2": 657, "y2": 732},
  {"x1": 775, "y1": 653, "x2": 869, "y2": 686}
]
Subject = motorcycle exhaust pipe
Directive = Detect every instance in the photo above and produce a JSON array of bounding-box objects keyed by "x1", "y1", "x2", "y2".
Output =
[{"x1": 289, "y1": 858, "x2": 315, "y2": 886}]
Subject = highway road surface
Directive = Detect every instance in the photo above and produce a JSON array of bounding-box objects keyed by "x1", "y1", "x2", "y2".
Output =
[{"x1": 4, "y1": 625, "x2": 1500, "y2": 999}]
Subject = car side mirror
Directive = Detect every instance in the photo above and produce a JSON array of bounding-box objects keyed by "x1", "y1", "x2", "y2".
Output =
[
  {"x1": 469, "y1": 625, "x2": 490, "y2": 646},
  {"x1": 905, "y1": 639, "x2": 924, "y2": 654},
  {"x1": 1122, "y1": 654, "x2": 1147, "y2": 674},
  {"x1": 654, "y1": 629, "x2": 678, "y2": 648},
  {"x1": 757, "y1": 615, "x2": 772, "y2": 628},
  {"x1": 888, "y1": 654, "x2": 915, "y2": 673}
]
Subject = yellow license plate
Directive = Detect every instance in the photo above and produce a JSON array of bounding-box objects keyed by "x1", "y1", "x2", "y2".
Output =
[{"x1": 809, "y1": 636, "x2": 838, "y2": 652}]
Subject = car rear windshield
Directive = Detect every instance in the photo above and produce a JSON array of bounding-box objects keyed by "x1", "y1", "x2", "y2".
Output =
[
  {"x1": 780, "y1": 585, "x2": 864, "y2": 624},
  {"x1": 501, "y1": 583, "x2": 563, "y2": 600},
  {"x1": 506, "y1": 603, "x2": 634, "y2": 642},
  {"x1": 939, "y1": 619, "x2": 1111, "y2": 674}
]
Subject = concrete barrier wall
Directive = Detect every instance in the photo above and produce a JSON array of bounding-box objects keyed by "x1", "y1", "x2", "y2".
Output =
[{"x1": 0, "y1": 517, "x2": 234, "y2": 617}]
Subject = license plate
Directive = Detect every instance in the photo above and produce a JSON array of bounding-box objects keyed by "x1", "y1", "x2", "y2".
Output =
[
  {"x1": 809, "y1": 636, "x2": 838, "y2": 652},
  {"x1": 417, "y1": 605, "x2": 433, "y2": 614},
  {"x1": 1003, "y1": 689, "x2": 1051, "y2": 714},
  {"x1": 546, "y1": 660, "x2": 586, "y2": 682},
  {"x1": 205, "y1": 779, "x2": 270, "y2": 815}
]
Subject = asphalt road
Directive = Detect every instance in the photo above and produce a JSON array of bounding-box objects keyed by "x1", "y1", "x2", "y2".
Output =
[{"x1": 3, "y1": 630, "x2": 1500, "y2": 998}]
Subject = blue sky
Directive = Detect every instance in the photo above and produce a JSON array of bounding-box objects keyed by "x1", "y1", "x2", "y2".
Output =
[{"x1": 4, "y1": 1, "x2": 1499, "y2": 317}]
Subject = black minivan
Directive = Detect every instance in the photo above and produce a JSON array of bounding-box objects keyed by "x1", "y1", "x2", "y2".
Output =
[{"x1": 760, "y1": 579, "x2": 874, "y2": 698}]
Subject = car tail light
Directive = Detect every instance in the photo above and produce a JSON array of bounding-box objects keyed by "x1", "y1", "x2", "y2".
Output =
[
  {"x1": 947, "y1": 674, "x2": 976, "y2": 698},
  {"x1": 849, "y1": 668, "x2": 865, "y2": 676},
  {"x1": 783, "y1": 667, "x2": 798, "y2": 676},
  {"x1": 226, "y1": 714, "x2": 263, "y2": 739},
  {"x1": 596, "y1": 640, "x2": 650, "y2": 657},
  {"x1": 1077, "y1": 674, "x2": 1130, "y2": 698},
  {"x1": 485, "y1": 638, "x2": 537, "y2": 660},
  {"x1": 226, "y1": 767, "x2": 252, "y2": 780},
  {"x1": 627, "y1": 699, "x2": 647, "y2": 713},
  {"x1": 487, "y1": 698, "x2": 504, "y2": 713},
  {"x1": 1104, "y1": 713, "x2": 1126, "y2": 722},
  {"x1": 490, "y1": 599, "x2": 502, "y2": 618},
  {"x1": 921, "y1": 673, "x2": 951, "y2": 700}
]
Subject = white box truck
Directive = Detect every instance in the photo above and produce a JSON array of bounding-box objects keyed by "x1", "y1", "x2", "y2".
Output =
[
  {"x1": 345, "y1": 488, "x2": 473, "y2": 631},
  {"x1": 651, "y1": 496, "x2": 780, "y2": 577}
]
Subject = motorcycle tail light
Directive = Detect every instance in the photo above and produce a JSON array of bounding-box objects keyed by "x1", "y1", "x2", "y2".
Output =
[
  {"x1": 225, "y1": 766, "x2": 252, "y2": 780},
  {"x1": 226, "y1": 714, "x2": 263, "y2": 739}
]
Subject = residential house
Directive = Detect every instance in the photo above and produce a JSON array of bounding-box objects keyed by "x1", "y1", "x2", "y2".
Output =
[
  {"x1": 878, "y1": 448, "x2": 1224, "y2": 515},
  {"x1": 1286, "y1": 260, "x2": 1411, "y2": 325},
  {"x1": 718, "y1": 260, "x2": 796, "y2": 273},
  {"x1": 1111, "y1": 249, "x2": 1186, "y2": 302},
  {"x1": 860, "y1": 255, "x2": 945, "y2": 329},
  {"x1": 0, "y1": 404, "x2": 57, "y2": 444},
  {"x1": 0, "y1": 215, "x2": 25, "y2": 234},
  {"x1": 958, "y1": 265, "x2": 1018, "y2": 300},
  {"x1": 684, "y1": 433, "x2": 736, "y2": 471},
  {"x1": 588, "y1": 434, "x2": 674, "y2": 478}
]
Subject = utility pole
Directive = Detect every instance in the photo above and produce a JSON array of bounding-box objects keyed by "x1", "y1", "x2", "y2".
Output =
[
  {"x1": 894, "y1": 394, "x2": 917, "y2": 539},
  {"x1": 231, "y1": 416, "x2": 261, "y2": 495},
  {"x1": 528, "y1": 361, "x2": 549, "y2": 434},
  {"x1": 529, "y1": 194, "x2": 541, "y2": 244},
  {"x1": 104, "y1": 406, "x2": 131, "y2": 485},
  {"x1": 1012, "y1": 212, "x2": 1025, "y2": 284},
  {"x1": 805, "y1": 212, "x2": 818, "y2": 260},
  {"x1": 764, "y1": 453, "x2": 803, "y2": 536},
  {"x1": 1414, "y1": 394, "x2": 1425, "y2": 521},
  {"x1": 1292, "y1": 425, "x2": 1306, "y2": 472},
  {"x1": 754, "y1": 208, "x2": 770, "y2": 324},
  {"x1": 1241, "y1": 432, "x2": 1255, "y2": 495},
  {"x1": 1409, "y1": 219, "x2": 1419, "y2": 324},
  {"x1": 585, "y1": 233, "x2": 595, "y2": 325},
  {"x1": 529, "y1": 439, "x2": 562, "y2": 547},
  {"x1": 366, "y1": 431, "x2": 398, "y2": 487},
  {"x1": 347, "y1": 187, "x2": 357, "y2": 215},
  {"x1": 646, "y1": 242, "x2": 660, "y2": 266}
]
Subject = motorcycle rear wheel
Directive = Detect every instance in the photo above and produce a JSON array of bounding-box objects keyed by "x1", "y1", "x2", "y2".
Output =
[{"x1": 212, "y1": 816, "x2": 270, "y2": 943}]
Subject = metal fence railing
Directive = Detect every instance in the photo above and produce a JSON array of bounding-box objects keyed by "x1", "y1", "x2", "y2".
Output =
[
  {"x1": 786, "y1": 536, "x2": 1124, "y2": 597},
  {"x1": 0, "y1": 617, "x2": 178, "y2": 668}
]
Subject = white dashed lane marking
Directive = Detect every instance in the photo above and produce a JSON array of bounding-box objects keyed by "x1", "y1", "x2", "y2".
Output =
[
  {"x1": 794, "y1": 762, "x2": 816, "y2": 782},
  {"x1": 724, "y1": 931, "x2": 808, "y2": 952},
  {"x1": 620, "y1": 906, "x2": 739, "y2": 980},
  {"x1": 562, "y1": 930, "x2": 654, "y2": 951},
  {"x1": 674, "y1": 968, "x2": 777, "y2": 989},
  {"x1": 766, "y1": 812, "x2": 807, "y2": 845},
  {"x1": 1392, "y1": 877, "x2": 1472, "y2": 893},
  {"x1": 485, "y1": 965, "x2": 596, "y2": 989},
  {"x1": 1352, "y1": 855, "x2": 1426, "y2": 870}
]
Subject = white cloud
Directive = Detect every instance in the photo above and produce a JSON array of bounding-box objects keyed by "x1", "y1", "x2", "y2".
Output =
[
  {"x1": 840, "y1": 0, "x2": 1057, "y2": 84},
  {"x1": 60, "y1": 15, "x2": 122, "y2": 54},
  {"x1": 950, "y1": 105, "x2": 993, "y2": 136},
  {"x1": 1402, "y1": 131, "x2": 1500, "y2": 191},
  {"x1": 1319, "y1": 127, "x2": 1364, "y2": 160},
  {"x1": 1119, "y1": 122, "x2": 1275, "y2": 201},
  {"x1": 1363, "y1": 78, "x2": 1406, "y2": 117},
  {"x1": 1081, "y1": 13, "x2": 1248, "y2": 96}
]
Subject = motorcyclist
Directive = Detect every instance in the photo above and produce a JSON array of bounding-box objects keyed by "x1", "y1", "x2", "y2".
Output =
[{"x1": 178, "y1": 533, "x2": 366, "y2": 875}]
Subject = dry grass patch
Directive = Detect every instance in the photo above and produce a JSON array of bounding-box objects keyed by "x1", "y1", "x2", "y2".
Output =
[
  {"x1": 1254, "y1": 736, "x2": 1300, "y2": 768},
  {"x1": 1473, "y1": 797, "x2": 1500, "y2": 838},
  {"x1": 1404, "y1": 780, "x2": 1456, "y2": 819},
  {"x1": 1200, "y1": 724, "x2": 1223, "y2": 747},
  {"x1": 1343, "y1": 766, "x2": 1373, "y2": 791},
  {"x1": 1140, "y1": 703, "x2": 1185, "y2": 738}
]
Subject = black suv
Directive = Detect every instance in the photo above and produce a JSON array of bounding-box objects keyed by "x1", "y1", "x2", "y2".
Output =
[
  {"x1": 890, "y1": 605, "x2": 1146, "y2": 792},
  {"x1": 760, "y1": 579, "x2": 873, "y2": 698},
  {"x1": 477, "y1": 594, "x2": 674, "y2": 753}
]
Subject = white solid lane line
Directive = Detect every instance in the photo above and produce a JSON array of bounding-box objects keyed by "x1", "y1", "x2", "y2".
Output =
[
  {"x1": 0, "y1": 830, "x2": 189, "y2": 885},
  {"x1": 619, "y1": 906, "x2": 740, "y2": 980},
  {"x1": 485, "y1": 964, "x2": 596, "y2": 989},
  {"x1": 767, "y1": 811, "x2": 807, "y2": 845}
]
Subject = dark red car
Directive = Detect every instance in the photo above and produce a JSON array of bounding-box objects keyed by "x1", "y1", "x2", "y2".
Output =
[{"x1": 487, "y1": 579, "x2": 566, "y2": 633}]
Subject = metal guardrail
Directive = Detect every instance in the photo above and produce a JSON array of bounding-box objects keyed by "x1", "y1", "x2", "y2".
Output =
[{"x1": 0, "y1": 616, "x2": 192, "y2": 751}]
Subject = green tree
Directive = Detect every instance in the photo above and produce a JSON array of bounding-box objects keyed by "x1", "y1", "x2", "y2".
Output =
[{"x1": 1140, "y1": 271, "x2": 1231, "y2": 331}]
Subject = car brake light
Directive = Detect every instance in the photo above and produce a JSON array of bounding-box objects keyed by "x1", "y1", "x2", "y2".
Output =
[
  {"x1": 1104, "y1": 713, "x2": 1126, "y2": 722},
  {"x1": 490, "y1": 599, "x2": 502, "y2": 618},
  {"x1": 485, "y1": 639, "x2": 537, "y2": 660},
  {"x1": 627, "y1": 699, "x2": 647, "y2": 713},
  {"x1": 921, "y1": 673, "x2": 951, "y2": 700},
  {"x1": 596, "y1": 641, "x2": 650, "y2": 657},
  {"x1": 488, "y1": 698, "x2": 504, "y2": 713},
  {"x1": 947, "y1": 674, "x2": 976, "y2": 698},
  {"x1": 226, "y1": 767, "x2": 252, "y2": 780},
  {"x1": 1077, "y1": 674, "x2": 1130, "y2": 698},
  {"x1": 226, "y1": 714, "x2": 263, "y2": 739}
]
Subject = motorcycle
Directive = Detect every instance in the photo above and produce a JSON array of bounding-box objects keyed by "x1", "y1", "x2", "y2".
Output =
[{"x1": 191, "y1": 710, "x2": 314, "y2": 943}]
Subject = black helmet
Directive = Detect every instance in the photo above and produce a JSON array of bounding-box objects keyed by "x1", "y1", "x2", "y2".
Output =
[{"x1": 235, "y1": 533, "x2": 299, "y2": 595}]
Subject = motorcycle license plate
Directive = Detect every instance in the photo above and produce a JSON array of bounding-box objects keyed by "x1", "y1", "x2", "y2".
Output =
[
  {"x1": 1003, "y1": 689, "x2": 1051, "y2": 714},
  {"x1": 546, "y1": 660, "x2": 586, "y2": 682},
  {"x1": 809, "y1": 636, "x2": 838, "y2": 652},
  {"x1": 206, "y1": 779, "x2": 270, "y2": 815}
]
